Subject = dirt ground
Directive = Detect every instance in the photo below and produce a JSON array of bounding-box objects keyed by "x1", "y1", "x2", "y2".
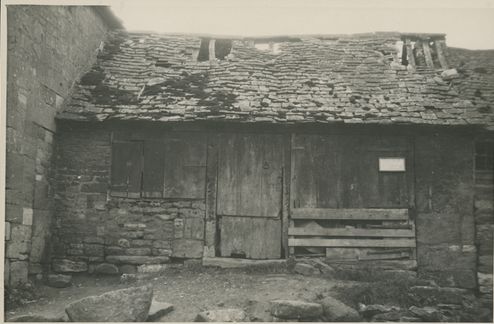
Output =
[{"x1": 5, "y1": 266, "x2": 343, "y2": 322}]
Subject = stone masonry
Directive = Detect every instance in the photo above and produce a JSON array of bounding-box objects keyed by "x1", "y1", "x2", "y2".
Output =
[
  {"x1": 5, "y1": 6, "x2": 117, "y2": 286},
  {"x1": 51, "y1": 125, "x2": 206, "y2": 274}
]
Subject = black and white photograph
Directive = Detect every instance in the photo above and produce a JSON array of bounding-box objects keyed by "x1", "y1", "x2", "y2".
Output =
[{"x1": 1, "y1": 0, "x2": 493, "y2": 322}]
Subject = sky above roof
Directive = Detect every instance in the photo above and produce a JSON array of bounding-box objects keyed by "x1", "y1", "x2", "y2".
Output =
[{"x1": 109, "y1": 0, "x2": 494, "y2": 50}]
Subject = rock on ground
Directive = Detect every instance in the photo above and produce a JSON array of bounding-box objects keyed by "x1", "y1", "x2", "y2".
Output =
[
  {"x1": 8, "y1": 314, "x2": 66, "y2": 322},
  {"x1": 409, "y1": 306, "x2": 447, "y2": 322},
  {"x1": 409, "y1": 286, "x2": 470, "y2": 304},
  {"x1": 293, "y1": 263, "x2": 320, "y2": 276},
  {"x1": 65, "y1": 284, "x2": 153, "y2": 322},
  {"x1": 358, "y1": 304, "x2": 401, "y2": 319},
  {"x1": 195, "y1": 309, "x2": 247, "y2": 322},
  {"x1": 47, "y1": 274, "x2": 72, "y2": 288},
  {"x1": 147, "y1": 300, "x2": 174, "y2": 321},
  {"x1": 52, "y1": 259, "x2": 87, "y2": 273},
  {"x1": 93, "y1": 263, "x2": 119, "y2": 275},
  {"x1": 270, "y1": 299, "x2": 323, "y2": 320},
  {"x1": 320, "y1": 296, "x2": 360, "y2": 322}
]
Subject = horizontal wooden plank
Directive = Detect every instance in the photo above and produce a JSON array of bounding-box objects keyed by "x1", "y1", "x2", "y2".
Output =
[
  {"x1": 202, "y1": 257, "x2": 287, "y2": 269},
  {"x1": 288, "y1": 227, "x2": 415, "y2": 238},
  {"x1": 289, "y1": 238, "x2": 416, "y2": 248},
  {"x1": 358, "y1": 252, "x2": 410, "y2": 261},
  {"x1": 291, "y1": 208, "x2": 408, "y2": 220}
]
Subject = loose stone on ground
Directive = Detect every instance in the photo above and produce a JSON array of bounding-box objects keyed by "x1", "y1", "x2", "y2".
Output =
[
  {"x1": 65, "y1": 284, "x2": 153, "y2": 322},
  {"x1": 195, "y1": 309, "x2": 247, "y2": 322},
  {"x1": 270, "y1": 299, "x2": 323, "y2": 320}
]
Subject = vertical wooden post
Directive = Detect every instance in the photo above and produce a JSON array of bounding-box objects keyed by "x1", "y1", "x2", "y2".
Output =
[
  {"x1": 282, "y1": 133, "x2": 291, "y2": 258},
  {"x1": 208, "y1": 39, "x2": 216, "y2": 61},
  {"x1": 422, "y1": 41, "x2": 434, "y2": 68},
  {"x1": 288, "y1": 133, "x2": 296, "y2": 257},
  {"x1": 204, "y1": 133, "x2": 218, "y2": 258},
  {"x1": 405, "y1": 39, "x2": 416, "y2": 70},
  {"x1": 434, "y1": 40, "x2": 448, "y2": 69}
]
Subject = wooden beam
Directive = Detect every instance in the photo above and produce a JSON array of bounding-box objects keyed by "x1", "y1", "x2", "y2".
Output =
[
  {"x1": 282, "y1": 135, "x2": 291, "y2": 259},
  {"x1": 405, "y1": 39, "x2": 416, "y2": 70},
  {"x1": 288, "y1": 238, "x2": 416, "y2": 248},
  {"x1": 421, "y1": 41, "x2": 434, "y2": 68},
  {"x1": 290, "y1": 208, "x2": 408, "y2": 220},
  {"x1": 204, "y1": 134, "x2": 218, "y2": 257},
  {"x1": 202, "y1": 257, "x2": 287, "y2": 269},
  {"x1": 288, "y1": 227, "x2": 415, "y2": 238},
  {"x1": 208, "y1": 39, "x2": 216, "y2": 61},
  {"x1": 434, "y1": 40, "x2": 448, "y2": 69}
]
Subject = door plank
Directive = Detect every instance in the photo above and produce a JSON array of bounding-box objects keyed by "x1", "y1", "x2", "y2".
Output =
[
  {"x1": 291, "y1": 208, "x2": 408, "y2": 220},
  {"x1": 288, "y1": 227, "x2": 415, "y2": 237},
  {"x1": 289, "y1": 238, "x2": 416, "y2": 248},
  {"x1": 220, "y1": 216, "x2": 282, "y2": 259}
]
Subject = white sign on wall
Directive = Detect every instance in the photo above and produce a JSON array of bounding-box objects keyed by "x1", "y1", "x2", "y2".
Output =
[{"x1": 379, "y1": 157, "x2": 406, "y2": 172}]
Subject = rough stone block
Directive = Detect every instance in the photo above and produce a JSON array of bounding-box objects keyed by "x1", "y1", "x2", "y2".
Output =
[
  {"x1": 137, "y1": 264, "x2": 167, "y2": 273},
  {"x1": 105, "y1": 255, "x2": 170, "y2": 265},
  {"x1": 5, "y1": 221, "x2": 11, "y2": 241},
  {"x1": 195, "y1": 309, "x2": 247, "y2": 322},
  {"x1": 126, "y1": 248, "x2": 151, "y2": 256},
  {"x1": 320, "y1": 296, "x2": 360, "y2": 322},
  {"x1": 22, "y1": 207, "x2": 33, "y2": 225},
  {"x1": 172, "y1": 239, "x2": 203, "y2": 258},
  {"x1": 479, "y1": 255, "x2": 493, "y2": 274},
  {"x1": 52, "y1": 259, "x2": 88, "y2": 273},
  {"x1": 6, "y1": 241, "x2": 30, "y2": 259},
  {"x1": 294, "y1": 263, "x2": 320, "y2": 276},
  {"x1": 47, "y1": 274, "x2": 72, "y2": 288},
  {"x1": 65, "y1": 284, "x2": 153, "y2": 322},
  {"x1": 5, "y1": 204, "x2": 23, "y2": 223},
  {"x1": 119, "y1": 264, "x2": 137, "y2": 274},
  {"x1": 94, "y1": 263, "x2": 119, "y2": 275},
  {"x1": 147, "y1": 300, "x2": 174, "y2": 321},
  {"x1": 409, "y1": 286, "x2": 471, "y2": 304},
  {"x1": 10, "y1": 261, "x2": 29, "y2": 286},
  {"x1": 270, "y1": 300, "x2": 323, "y2": 319},
  {"x1": 84, "y1": 244, "x2": 104, "y2": 256}
]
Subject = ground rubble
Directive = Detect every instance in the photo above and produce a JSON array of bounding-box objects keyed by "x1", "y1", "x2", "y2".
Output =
[{"x1": 4, "y1": 261, "x2": 493, "y2": 322}]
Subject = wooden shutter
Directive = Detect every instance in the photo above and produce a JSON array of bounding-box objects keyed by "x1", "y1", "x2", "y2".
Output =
[
  {"x1": 142, "y1": 140, "x2": 165, "y2": 198},
  {"x1": 111, "y1": 141, "x2": 143, "y2": 198},
  {"x1": 163, "y1": 133, "x2": 207, "y2": 199}
]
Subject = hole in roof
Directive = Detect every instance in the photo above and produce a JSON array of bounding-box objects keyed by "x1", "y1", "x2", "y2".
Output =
[
  {"x1": 197, "y1": 38, "x2": 210, "y2": 62},
  {"x1": 254, "y1": 42, "x2": 282, "y2": 54},
  {"x1": 155, "y1": 60, "x2": 172, "y2": 68},
  {"x1": 215, "y1": 39, "x2": 232, "y2": 59}
]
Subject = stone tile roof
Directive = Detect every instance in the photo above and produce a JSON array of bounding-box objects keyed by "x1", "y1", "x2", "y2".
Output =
[{"x1": 58, "y1": 30, "x2": 494, "y2": 129}]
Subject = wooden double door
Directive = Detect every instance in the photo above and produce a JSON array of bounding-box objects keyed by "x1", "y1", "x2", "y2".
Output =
[
  {"x1": 214, "y1": 133, "x2": 414, "y2": 260},
  {"x1": 216, "y1": 133, "x2": 284, "y2": 259}
]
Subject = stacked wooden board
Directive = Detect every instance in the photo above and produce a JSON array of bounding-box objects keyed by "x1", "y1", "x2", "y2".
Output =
[{"x1": 288, "y1": 208, "x2": 416, "y2": 261}]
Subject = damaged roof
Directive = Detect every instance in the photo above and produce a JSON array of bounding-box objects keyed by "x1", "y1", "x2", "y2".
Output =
[{"x1": 58, "y1": 30, "x2": 494, "y2": 129}]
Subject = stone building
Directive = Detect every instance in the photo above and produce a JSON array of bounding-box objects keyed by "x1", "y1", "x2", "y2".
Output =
[
  {"x1": 5, "y1": 5, "x2": 121, "y2": 286},
  {"x1": 5, "y1": 5, "x2": 493, "y2": 306}
]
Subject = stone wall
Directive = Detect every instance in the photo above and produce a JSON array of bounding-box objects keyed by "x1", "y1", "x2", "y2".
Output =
[
  {"x1": 5, "y1": 6, "x2": 112, "y2": 286},
  {"x1": 474, "y1": 138, "x2": 493, "y2": 305},
  {"x1": 52, "y1": 124, "x2": 206, "y2": 274},
  {"x1": 414, "y1": 132, "x2": 477, "y2": 289}
]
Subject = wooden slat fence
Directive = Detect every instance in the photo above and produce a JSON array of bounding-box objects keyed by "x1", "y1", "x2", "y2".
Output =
[{"x1": 288, "y1": 208, "x2": 416, "y2": 261}]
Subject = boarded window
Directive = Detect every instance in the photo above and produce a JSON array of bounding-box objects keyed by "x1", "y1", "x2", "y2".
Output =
[
  {"x1": 142, "y1": 140, "x2": 165, "y2": 198},
  {"x1": 111, "y1": 141, "x2": 143, "y2": 198},
  {"x1": 163, "y1": 133, "x2": 207, "y2": 199},
  {"x1": 111, "y1": 133, "x2": 208, "y2": 199}
]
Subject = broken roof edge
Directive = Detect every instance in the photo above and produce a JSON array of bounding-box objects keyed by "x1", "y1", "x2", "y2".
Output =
[
  {"x1": 119, "y1": 30, "x2": 445, "y2": 41},
  {"x1": 55, "y1": 114, "x2": 490, "y2": 132},
  {"x1": 91, "y1": 6, "x2": 124, "y2": 30}
]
